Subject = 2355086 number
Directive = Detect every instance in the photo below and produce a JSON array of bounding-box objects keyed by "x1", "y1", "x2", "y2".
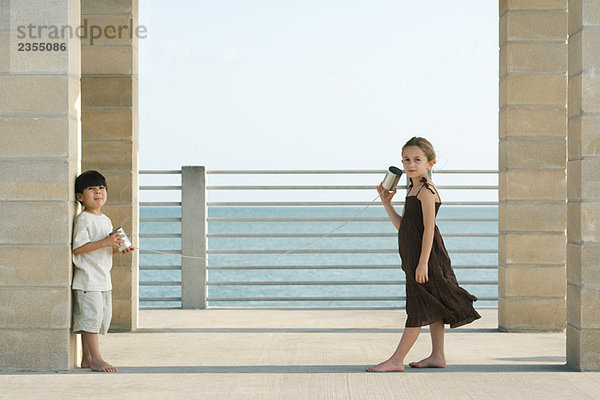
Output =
[{"x1": 17, "y1": 42, "x2": 67, "y2": 51}]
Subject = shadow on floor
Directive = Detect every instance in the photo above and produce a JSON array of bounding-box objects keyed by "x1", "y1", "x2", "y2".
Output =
[
  {"x1": 132, "y1": 328, "x2": 500, "y2": 334},
  {"x1": 495, "y1": 356, "x2": 566, "y2": 363},
  {"x1": 120, "y1": 363, "x2": 574, "y2": 374},
  {"x1": 2, "y1": 363, "x2": 570, "y2": 375}
]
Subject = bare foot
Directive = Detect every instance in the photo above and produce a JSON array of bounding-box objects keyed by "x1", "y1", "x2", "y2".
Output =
[
  {"x1": 90, "y1": 360, "x2": 118, "y2": 372},
  {"x1": 366, "y1": 358, "x2": 404, "y2": 372},
  {"x1": 80, "y1": 356, "x2": 92, "y2": 369},
  {"x1": 409, "y1": 355, "x2": 446, "y2": 368}
]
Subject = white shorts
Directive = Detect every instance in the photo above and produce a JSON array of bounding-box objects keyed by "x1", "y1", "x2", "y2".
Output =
[{"x1": 72, "y1": 290, "x2": 112, "y2": 335}]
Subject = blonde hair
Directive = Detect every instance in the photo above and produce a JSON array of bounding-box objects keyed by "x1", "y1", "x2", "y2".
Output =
[{"x1": 402, "y1": 137, "x2": 436, "y2": 163}]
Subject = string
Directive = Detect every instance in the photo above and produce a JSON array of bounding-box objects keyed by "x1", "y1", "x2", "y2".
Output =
[{"x1": 138, "y1": 193, "x2": 384, "y2": 263}]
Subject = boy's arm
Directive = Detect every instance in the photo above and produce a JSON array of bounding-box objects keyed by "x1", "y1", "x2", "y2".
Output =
[{"x1": 74, "y1": 233, "x2": 122, "y2": 255}]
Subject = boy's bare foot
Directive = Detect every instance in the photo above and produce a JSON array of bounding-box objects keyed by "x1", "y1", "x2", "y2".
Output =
[
  {"x1": 90, "y1": 360, "x2": 118, "y2": 372},
  {"x1": 366, "y1": 358, "x2": 404, "y2": 372},
  {"x1": 408, "y1": 356, "x2": 446, "y2": 368}
]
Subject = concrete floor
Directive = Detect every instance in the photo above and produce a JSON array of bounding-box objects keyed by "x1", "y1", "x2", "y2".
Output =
[{"x1": 1, "y1": 309, "x2": 599, "y2": 400}]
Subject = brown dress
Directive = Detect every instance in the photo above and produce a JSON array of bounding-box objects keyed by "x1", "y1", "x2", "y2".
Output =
[{"x1": 398, "y1": 177, "x2": 481, "y2": 328}]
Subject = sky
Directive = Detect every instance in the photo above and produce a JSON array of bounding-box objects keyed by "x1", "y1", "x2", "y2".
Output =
[{"x1": 138, "y1": 0, "x2": 498, "y2": 173}]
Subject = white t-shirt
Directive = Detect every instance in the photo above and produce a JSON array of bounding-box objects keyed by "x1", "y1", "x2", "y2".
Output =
[{"x1": 72, "y1": 211, "x2": 114, "y2": 291}]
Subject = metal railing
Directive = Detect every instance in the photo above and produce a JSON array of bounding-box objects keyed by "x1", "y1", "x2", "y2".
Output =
[{"x1": 139, "y1": 168, "x2": 498, "y2": 308}]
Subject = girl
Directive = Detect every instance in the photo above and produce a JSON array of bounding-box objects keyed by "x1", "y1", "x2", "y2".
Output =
[{"x1": 366, "y1": 137, "x2": 481, "y2": 373}]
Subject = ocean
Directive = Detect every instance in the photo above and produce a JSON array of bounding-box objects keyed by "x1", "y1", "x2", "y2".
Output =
[{"x1": 139, "y1": 204, "x2": 498, "y2": 308}]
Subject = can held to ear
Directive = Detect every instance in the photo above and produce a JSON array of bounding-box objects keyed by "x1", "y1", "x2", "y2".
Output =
[
  {"x1": 110, "y1": 226, "x2": 132, "y2": 252},
  {"x1": 381, "y1": 166, "x2": 403, "y2": 191}
]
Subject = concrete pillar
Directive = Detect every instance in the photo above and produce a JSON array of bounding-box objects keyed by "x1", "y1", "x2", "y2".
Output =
[
  {"x1": 498, "y1": 0, "x2": 568, "y2": 331},
  {"x1": 181, "y1": 166, "x2": 208, "y2": 309},
  {"x1": 566, "y1": 0, "x2": 600, "y2": 371},
  {"x1": 81, "y1": 0, "x2": 139, "y2": 331},
  {"x1": 0, "y1": 0, "x2": 81, "y2": 370}
]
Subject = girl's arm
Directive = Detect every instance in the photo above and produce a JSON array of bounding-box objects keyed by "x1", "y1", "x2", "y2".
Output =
[
  {"x1": 415, "y1": 189, "x2": 437, "y2": 283},
  {"x1": 377, "y1": 184, "x2": 402, "y2": 230}
]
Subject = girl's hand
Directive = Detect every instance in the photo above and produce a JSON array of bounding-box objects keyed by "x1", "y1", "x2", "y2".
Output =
[
  {"x1": 377, "y1": 183, "x2": 396, "y2": 204},
  {"x1": 415, "y1": 262, "x2": 429, "y2": 284}
]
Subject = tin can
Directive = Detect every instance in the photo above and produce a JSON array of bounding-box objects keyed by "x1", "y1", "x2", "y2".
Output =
[
  {"x1": 381, "y1": 166, "x2": 403, "y2": 191},
  {"x1": 110, "y1": 226, "x2": 132, "y2": 252}
]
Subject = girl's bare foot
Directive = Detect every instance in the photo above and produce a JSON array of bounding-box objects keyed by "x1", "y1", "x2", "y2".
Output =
[
  {"x1": 90, "y1": 360, "x2": 118, "y2": 372},
  {"x1": 408, "y1": 355, "x2": 446, "y2": 368},
  {"x1": 81, "y1": 356, "x2": 92, "y2": 369},
  {"x1": 366, "y1": 358, "x2": 404, "y2": 372}
]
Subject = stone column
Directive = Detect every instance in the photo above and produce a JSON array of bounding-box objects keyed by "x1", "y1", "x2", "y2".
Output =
[
  {"x1": 498, "y1": 0, "x2": 568, "y2": 331},
  {"x1": 0, "y1": 0, "x2": 80, "y2": 370},
  {"x1": 566, "y1": 0, "x2": 600, "y2": 371},
  {"x1": 80, "y1": 0, "x2": 139, "y2": 331}
]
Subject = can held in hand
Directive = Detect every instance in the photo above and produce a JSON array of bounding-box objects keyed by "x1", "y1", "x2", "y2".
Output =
[
  {"x1": 110, "y1": 226, "x2": 132, "y2": 252},
  {"x1": 381, "y1": 166, "x2": 403, "y2": 191}
]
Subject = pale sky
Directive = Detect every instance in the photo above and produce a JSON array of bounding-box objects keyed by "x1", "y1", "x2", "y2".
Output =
[{"x1": 138, "y1": 0, "x2": 498, "y2": 173}]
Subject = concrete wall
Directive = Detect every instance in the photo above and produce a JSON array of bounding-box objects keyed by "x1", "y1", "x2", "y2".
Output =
[
  {"x1": 566, "y1": 0, "x2": 600, "y2": 371},
  {"x1": 80, "y1": 0, "x2": 139, "y2": 331},
  {"x1": 498, "y1": 0, "x2": 568, "y2": 331},
  {"x1": 0, "y1": 0, "x2": 81, "y2": 370}
]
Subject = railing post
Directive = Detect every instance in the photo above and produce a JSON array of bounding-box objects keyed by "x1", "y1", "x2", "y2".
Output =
[{"x1": 181, "y1": 166, "x2": 208, "y2": 309}]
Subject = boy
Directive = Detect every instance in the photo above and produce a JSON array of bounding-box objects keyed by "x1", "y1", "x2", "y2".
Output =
[{"x1": 72, "y1": 170, "x2": 134, "y2": 372}]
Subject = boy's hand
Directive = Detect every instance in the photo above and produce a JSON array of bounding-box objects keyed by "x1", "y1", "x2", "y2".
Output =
[
  {"x1": 120, "y1": 236, "x2": 135, "y2": 253},
  {"x1": 104, "y1": 231, "x2": 124, "y2": 249}
]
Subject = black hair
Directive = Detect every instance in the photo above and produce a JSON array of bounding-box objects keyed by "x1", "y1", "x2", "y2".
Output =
[{"x1": 75, "y1": 170, "x2": 107, "y2": 196}]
